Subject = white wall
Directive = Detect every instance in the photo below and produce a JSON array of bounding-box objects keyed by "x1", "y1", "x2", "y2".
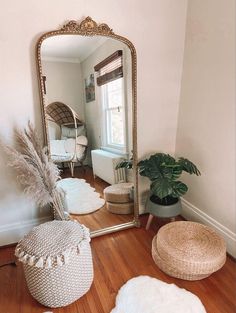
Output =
[
  {"x1": 0, "y1": 0, "x2": 188, "y2": 245},
  {"x1": 42, "y1": 60, "x2": 84, "y2": 117},
  {"x1": 175, "y1": 0, "x2": 236, "y2": 256},
  {"x1": 42, "y1": 60, "x2": 84, "y2": 141}
]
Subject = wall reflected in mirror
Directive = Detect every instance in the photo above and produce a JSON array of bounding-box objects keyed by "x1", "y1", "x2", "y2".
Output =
[{"x1": 40, "y1": 35, "x2": 134, "y2": 232}]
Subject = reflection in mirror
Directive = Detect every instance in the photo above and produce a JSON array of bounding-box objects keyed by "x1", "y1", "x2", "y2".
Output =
[
  {"x1": 38, "y1": 20, "x2": 138, "y2": 235},
  {"x1": 45, "y1": 101, "x2": 87, "y2": 176}
]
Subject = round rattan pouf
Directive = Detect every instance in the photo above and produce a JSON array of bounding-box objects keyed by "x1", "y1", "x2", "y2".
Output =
[
  {"x1": 152, "y1": 221, "x2": 226, "y2": 281},
  {"x1": 104, "y1": 183, "x2": 134, "y2": 203},
  {"x1": 15, "y1": 220, "x2": 93, "y2": 308},
  {"x1": 106, "y1": 201, "x2": 134, "y2": 214}
]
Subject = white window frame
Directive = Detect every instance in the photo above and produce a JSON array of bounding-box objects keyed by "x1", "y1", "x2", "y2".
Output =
[{"x1": 101, "y1": 77, "x2": 127, "y2": 154}]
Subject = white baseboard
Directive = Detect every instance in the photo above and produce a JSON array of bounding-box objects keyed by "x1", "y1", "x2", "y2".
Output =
[
  {"x1": 181, "y1": 198, "x2": 236, "y2": 258},
  {"x1": 0, "y1": 216, "x2": 52, "y2": 246}
]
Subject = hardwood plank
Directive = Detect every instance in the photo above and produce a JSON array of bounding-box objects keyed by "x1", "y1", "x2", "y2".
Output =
[{"x1": 0, "y1": 217, "x2": 236, "y2": 313}]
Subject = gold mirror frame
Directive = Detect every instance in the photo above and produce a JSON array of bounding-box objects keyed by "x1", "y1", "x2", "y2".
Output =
[{"x1": 36, "y1": 16, "x2": 140, "y2": 237}]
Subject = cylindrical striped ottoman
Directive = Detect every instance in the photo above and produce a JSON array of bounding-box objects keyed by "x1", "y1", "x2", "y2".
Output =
[
  {"x1": 104, "y1": 183, "x2": 134, "y2": 214},
  {"x1": 152, "y1": 221, "x2": 226, "y2": 280},
  {"x1": 15, "y1": 220, "x2": 93, "y2": 308},
  {"x1": 106, "y1": 201, "x2": 134, "y2": 214},
  {"x1": 104, "y1": 183, "x2": 134, "y2": 203}
]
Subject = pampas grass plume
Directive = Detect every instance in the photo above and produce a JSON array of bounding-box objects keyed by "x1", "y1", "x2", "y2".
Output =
[{"x1": 2, "y1": 122, "x2": 65, "y2": 219}]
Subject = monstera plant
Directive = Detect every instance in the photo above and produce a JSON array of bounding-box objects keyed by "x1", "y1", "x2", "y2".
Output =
[
  {"x1": 138, "y1": 153, "x2": 201, "y2": 205},
  {"x1": 117, "y1": 152, "x2": 201, "y2": 206}
]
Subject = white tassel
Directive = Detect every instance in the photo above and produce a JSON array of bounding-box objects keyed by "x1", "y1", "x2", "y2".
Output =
[
  {"x1": 84, "y1": 233, "x2": 91, "y2": 242},
  {"x1": 18, "y1": 251, "x2": 25, "y2": 258},
  {"x1": 28, "y1": 255, "x2": 36, "y2": 266},
  {"x1": 45, "y1": 257, "x2": 52, "y2": 269},
  {"x1": 35, "y1": 257, "x2": 44, "y2": 268},
  {"x1": 63, "y1": 250, "x2": 70, "y2": 264},
  {"x1": 79, "y1": 240, "x2": 86, "y2": 251},
  {"x1": 56, "y1": 255, "x2": 63, "y2": 266},
  {"x1": 82, "y1": 226, "x2": 91, "y2": 242},
  {"x1": 83, "y1": 225, "x2": 90, "y2": 236},
  {"x1": 78, "y1": 242, "x2": 83, "y2": 251},
  {"x1": 20, "y1": 254, "x2": 28, "y2": 264},
  {"x1": 82, "y1": 224, "x2": 89, "y2": 231},
  {"x1": 15, "y1": 248, "x2": 21, "y2": 257}
]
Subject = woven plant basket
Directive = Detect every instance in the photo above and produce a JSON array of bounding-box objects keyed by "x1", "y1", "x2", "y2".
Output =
[
  {"x1": 152, "y1": 221, "x2": 226, "y2": 281},
  {"x1": 15, "y1": 220, "x2": 93, "y2": 308}
]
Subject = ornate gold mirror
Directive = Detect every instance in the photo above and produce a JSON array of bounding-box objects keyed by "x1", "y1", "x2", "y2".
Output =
[{"x1": 36, "y1": 17, "x2": 139, "y2": 237}]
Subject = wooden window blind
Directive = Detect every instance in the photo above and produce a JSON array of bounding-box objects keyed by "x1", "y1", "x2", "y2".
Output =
[{"x1": 94, "y1": 50, "x2": 123, "y2": 86}]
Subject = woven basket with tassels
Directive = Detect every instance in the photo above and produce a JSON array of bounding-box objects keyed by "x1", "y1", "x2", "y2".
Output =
[{"x1": 15, "y1": 220, "x2": 93, "y2": 308}]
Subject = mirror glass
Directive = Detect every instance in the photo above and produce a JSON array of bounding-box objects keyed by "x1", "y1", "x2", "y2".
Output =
[{"x1": 40, "y1": 31, "x2": 136, "y2": 233}]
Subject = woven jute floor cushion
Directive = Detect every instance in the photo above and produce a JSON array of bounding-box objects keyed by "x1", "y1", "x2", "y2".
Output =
[
  {"x1": 152, "y1": 221, "x2": 226, "y2": 281},
  {"x1": 15, "y1": 220, "x2": 93, "y2": 308},
  {"x1": 106, "y1": 201, "x2": 134, "y2": 214},
  {"x1": 104, "y1": 183, "x2": 134, "y2": 203}
]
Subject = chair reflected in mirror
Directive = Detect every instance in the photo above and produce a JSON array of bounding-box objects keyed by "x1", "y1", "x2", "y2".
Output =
[{"x1": 46, "y1": 101, "x2": 88, "y2": 176}]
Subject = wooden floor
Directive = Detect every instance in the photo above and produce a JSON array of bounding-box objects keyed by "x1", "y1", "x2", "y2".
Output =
[
  {"x1": 62, "y1": 166, "x2": 133, "y2": 231},
  {"x1": 0, "y1": 216, "x2": 236, "y2": 313}
]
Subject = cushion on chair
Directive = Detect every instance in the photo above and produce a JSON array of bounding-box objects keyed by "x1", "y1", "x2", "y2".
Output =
[
  {"x1": 61, "y1": 125, "x2": 85, "y2": 139},
  {"x1": 50, "y1": 139, "x2": 67, "y2": 156}
]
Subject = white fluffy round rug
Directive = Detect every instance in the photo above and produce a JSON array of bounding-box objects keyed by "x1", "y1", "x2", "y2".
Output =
[
  {"x1": 111, "y1": 276, "x2": 206, "y2": 313},
  {"x1": 56, "y1": 178, "x2": 105, "y2": 214}
]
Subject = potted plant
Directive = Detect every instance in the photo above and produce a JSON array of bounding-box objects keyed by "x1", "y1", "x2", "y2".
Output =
[
  {"x1": 138, "y1": 152, "x2": 200, "y2": 200},
  {"x1": 117, "y1": 153, "x2": 200, "y2": 227}
]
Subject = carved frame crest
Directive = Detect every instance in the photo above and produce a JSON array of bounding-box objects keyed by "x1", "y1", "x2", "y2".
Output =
[{"x1": 61, "y1": 16, "x2": 113, "y2": 35}]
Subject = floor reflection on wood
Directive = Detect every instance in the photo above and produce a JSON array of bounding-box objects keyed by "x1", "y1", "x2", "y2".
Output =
[{"x1": 61, "y1": 166, "x2": 133, "y2": 231}]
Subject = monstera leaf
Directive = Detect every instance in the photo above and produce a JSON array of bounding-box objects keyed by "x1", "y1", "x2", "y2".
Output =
[
  {"x1": 138, "y1": 154, "x2": 163, "y2": 180},
  {"x1": 138, "y1": 153, "x2": 200, "y2": 200},
  {"x1": 171, "y1": 181, "x2": 188, "y2": 198},
  {"x1": 150, "y1": 178, "x2": 173, "y2": 199},
  {"x1": 150, "y1": 179, "x2": 188, "y2": 199},
  {"x1": 177, "y1": 157, "x2": 201, "y2": 176},
  {"x1": 115, "y1": 159, "x2": 133, "y2": 169},
  {"x1": 138, "y1": 153, "x2": 182, "y2": 182}
]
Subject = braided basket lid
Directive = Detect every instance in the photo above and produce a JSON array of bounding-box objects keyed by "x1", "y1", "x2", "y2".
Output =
[
  {"x1": 104, "y1": 183, "x2": 134, "y2": 203},
  {"x1": 15, "y1": 221, "x2": 90, "y2": 269},
  {"x1": 104, "y1": 183, "x2": 133, "y2": 195},
  {"x1": 155, "y1": 221, "x2": 226, "y2": 274}
]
